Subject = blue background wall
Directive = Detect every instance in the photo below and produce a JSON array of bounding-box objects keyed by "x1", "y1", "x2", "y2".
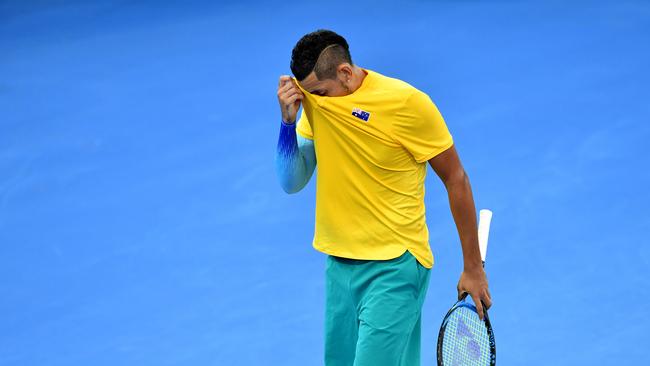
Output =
[{"x1": 1, "y1": 0, "x2": 648, "y2": 364}]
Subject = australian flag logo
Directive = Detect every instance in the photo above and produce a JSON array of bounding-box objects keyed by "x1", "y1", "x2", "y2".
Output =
[{"x1": 352, "y1": 107, "x2": 370, "y2": 122}]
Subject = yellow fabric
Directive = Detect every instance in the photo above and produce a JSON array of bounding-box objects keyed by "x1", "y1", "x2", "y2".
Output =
[{"x1": 293, "y1": 68, "x2": 453, "y2": 269}]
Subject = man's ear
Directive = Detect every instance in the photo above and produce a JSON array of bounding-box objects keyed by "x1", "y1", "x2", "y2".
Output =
[{"x1": 337, "y1": 63, "x2": 353, "y2": 79}]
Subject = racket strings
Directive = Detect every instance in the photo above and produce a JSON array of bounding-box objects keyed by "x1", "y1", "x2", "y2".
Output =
[{"x1": 441, "y1": 306, "x2": 491, "y2": 365}]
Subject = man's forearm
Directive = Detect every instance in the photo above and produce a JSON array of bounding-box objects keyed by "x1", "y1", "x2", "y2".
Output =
[
  {"x1": 445, "y1": 171, "x2": 483, "y2": 271},
  {"x1": 275, "y1": 120, "x2": 316, "y2": 193}
]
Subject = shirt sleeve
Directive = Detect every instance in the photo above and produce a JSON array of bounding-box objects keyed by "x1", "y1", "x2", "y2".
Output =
[
  {"x1": 391, "y1": 89, "x2": 454, "y2": 163},
  {"x1": 296, "y1": 107, "x2": 314, "y2": 140}
]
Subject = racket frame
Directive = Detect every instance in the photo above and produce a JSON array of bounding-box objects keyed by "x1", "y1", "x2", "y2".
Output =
[
  {"x1": 436, "y1": 208, "x2": 495, "y2": 365},
  {"x1": 436, "y1": 297, "x2": 496, "y2": 365}
]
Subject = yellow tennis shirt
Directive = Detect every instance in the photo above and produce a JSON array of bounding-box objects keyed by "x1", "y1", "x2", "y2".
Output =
[{"x1": 293, "y1": 68, "x2": 453, "y2": 269}]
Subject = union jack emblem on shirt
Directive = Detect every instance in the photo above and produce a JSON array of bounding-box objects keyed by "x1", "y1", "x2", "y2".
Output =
[{"x1": 352, "y1": 107, "x2": 370, "y2": 122}]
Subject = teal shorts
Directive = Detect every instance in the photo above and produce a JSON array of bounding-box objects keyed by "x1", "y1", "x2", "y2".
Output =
[{"x1": 324, "y1": 249, "x2": 431, "y2": 366}]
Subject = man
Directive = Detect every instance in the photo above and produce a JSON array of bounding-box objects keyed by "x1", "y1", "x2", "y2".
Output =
[{"x1": 275, "y1": 29, "x2": 491, "y2": 366}]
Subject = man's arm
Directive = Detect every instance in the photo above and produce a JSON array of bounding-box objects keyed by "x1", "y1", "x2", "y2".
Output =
[
  {"x1": 428, "y1": 144, "x2": 492, "y2": 319},
  {"x1": 275, "y1": 120, "x2": 316, "y2": 194}
]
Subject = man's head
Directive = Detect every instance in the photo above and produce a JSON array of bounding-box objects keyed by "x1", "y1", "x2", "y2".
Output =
[{"x1": 290, "y1": 29, "x2": 358, "y2": 97}]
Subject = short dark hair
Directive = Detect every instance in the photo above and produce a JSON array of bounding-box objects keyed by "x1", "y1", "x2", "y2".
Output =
[{"x1": 290, "y1": 29, "x2": 353, "y2": 82}]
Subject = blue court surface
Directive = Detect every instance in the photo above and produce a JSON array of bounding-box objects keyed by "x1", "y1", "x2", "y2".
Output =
[{"x1": 1, "y1": 1, "x2": 649, "y2": 365}]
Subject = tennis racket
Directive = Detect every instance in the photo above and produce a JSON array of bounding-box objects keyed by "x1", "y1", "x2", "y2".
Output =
[{"x1": 437, "y1": 209, "x2": 496, "y2": 365}]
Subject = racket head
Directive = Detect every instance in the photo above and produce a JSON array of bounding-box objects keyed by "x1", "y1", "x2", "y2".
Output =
[{"x1": 437, "y1": 298, "x2": 496, "y2": 366}]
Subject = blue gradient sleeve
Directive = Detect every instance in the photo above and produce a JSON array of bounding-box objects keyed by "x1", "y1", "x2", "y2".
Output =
[{"x1": 275, "y1": 119, "x2": 316, "y2": 194}]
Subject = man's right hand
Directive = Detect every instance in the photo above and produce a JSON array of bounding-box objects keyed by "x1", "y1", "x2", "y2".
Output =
[{"x1": 277, "y1": 75, "x2": 304, "y2": 124}]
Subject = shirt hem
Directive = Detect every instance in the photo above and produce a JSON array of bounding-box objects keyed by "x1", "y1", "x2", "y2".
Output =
[{"x1": 313, "y1": 242, "x2": 433, "y2": 269}]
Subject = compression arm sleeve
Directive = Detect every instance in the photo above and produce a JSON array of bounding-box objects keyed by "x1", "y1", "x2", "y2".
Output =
[{"x1": 275, "y1": 119, "x2": 316, "y2": 194}]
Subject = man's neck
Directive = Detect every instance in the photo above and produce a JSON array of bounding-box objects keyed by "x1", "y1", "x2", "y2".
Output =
[{"x1": 350, "y1": 66, "x2": 368, "y2": 92}]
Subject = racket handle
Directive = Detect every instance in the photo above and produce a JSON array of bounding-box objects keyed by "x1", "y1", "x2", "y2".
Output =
[{"x1": 478, "y1": 209, "x2": 493, "y2": 262}]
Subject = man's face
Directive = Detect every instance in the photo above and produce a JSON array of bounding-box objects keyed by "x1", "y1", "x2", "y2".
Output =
[{"x1": 297, "y1": 68, "x2": 351, "y2": 97}]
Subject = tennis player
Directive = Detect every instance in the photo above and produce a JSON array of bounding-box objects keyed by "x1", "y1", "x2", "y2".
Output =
[{"x1": 275, "y1": 29, "x2": 492, "y2": 366}]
